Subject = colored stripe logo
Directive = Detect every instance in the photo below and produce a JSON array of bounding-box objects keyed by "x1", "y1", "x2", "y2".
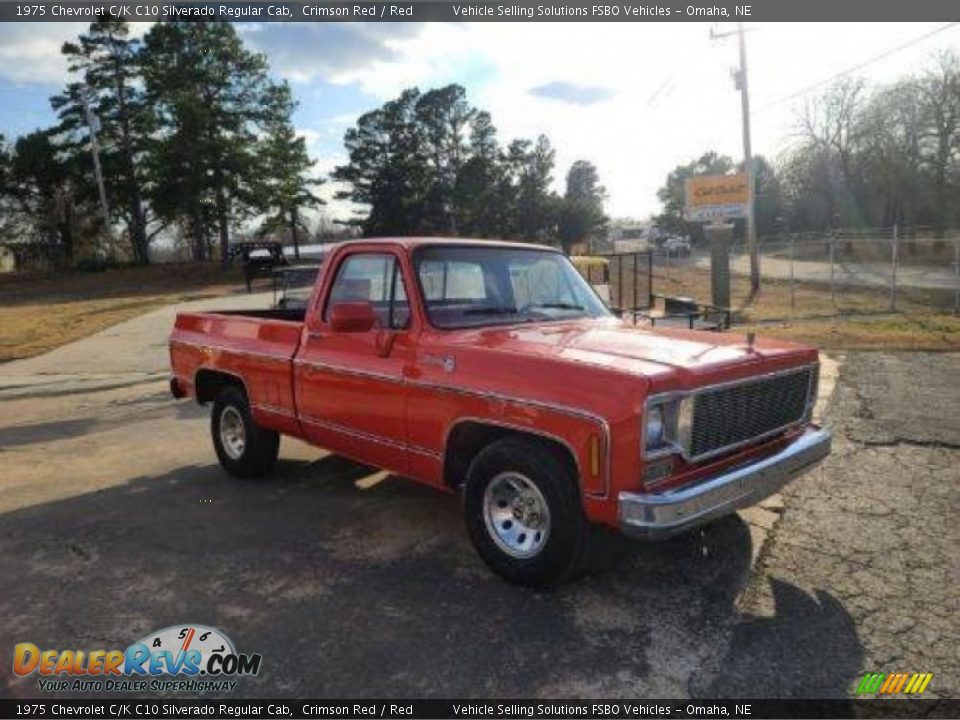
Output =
[{"x1": 856, "y1": 672, "x2": 933, "y2": 694}]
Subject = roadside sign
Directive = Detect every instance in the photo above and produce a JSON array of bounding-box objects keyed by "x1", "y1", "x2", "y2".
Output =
[{"x1": 684, "y1": 173, "x2": 749, "y2": 222}]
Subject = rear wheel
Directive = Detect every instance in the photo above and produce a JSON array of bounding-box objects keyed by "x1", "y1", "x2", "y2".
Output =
[
  {"x1": 463, "y1": 438, "x2": 588, "y2": 587},
  {"x1": 211, "y1": 386, "x2": 279, "y2": 478}
]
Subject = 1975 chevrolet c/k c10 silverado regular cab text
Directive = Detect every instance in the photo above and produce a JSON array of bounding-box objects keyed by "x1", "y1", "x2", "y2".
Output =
[{"x1": 169, "y1": 238, "x2": 832, "y2": 585}]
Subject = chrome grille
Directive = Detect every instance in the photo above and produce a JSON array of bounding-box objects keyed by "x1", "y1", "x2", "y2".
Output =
[{"x1": 689, "y1": 367, "x2": 813, "y2": 460}]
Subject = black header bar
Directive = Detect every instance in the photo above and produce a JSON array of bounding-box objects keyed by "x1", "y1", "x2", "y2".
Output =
[{"x1": 1, "y1": 1, "x2": 960, "y2": 22}]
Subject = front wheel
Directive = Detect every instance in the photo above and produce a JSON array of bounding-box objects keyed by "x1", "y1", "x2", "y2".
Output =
[
  {"x1": 463, "y1": 438, "x2": 588, "y2": 587},
  {"x1": 211, "y1": 386, "x2": 279, "y2": 478}
]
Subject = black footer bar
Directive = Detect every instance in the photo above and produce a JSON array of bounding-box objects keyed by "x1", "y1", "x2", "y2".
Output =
[{"x1": 2, "y1": 699, "x2": 958, "y2": 720}]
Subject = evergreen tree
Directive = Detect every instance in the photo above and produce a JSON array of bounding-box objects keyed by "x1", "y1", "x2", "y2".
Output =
[
  {"x1": 257, "y1": 84, "x2": 324, "y2": 259},
  {"x1": 508, "y1": 135, "x2": 559, "y2": 242},
  {"x1": 454, "y1": 111, "x2": 512, "y2": 237},
  {"x1": 333, "y1": 88, "x2": 431, "y2": 236},
  {"x1": 6, "y1": 131, "x2": 90, "y2": 262},
  {"x1": 558, "y1": 160, "x2": 607, "y2": 254},
  {"x1": 52, "y1": 20, "x2": 152, "y2": 263},
  {"x1": 415, "y1": 84, "x2": 475, "y2": 234},
  {"x1": 142, "y1": 22, "x2": 276, "y2": 265},
  {"x1": 0, "y1": 134, "x2": 15, "y2": 242}
]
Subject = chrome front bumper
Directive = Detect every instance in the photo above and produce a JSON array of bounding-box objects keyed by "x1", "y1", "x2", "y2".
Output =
[{"x1": 619, "y1": 427, "x2": 832, "y2": 539}]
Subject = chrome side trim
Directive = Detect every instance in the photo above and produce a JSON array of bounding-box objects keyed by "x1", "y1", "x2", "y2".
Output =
[
  {"x1": 251, "y1": 403, "x2": 297, "y2": 419},
  {"x1": 183, "y1": 341, "x2": 613, "y2": 495},
  {"x1": 621, "y1": 427, "x2": 831, "y2": 539},
  {"x1": 171, "y1": 338, "x2": 293, "y2": 363},
  {"x1": 291, "y1": 359, "x2": 613, "y2": 495},
  {"x1": 643, "y1": 363, "x2": 817, "y2": 464},
  {"x1": 293, "y1": 357, "x2": 402, "y2": 384},
  {"x1": 443, "y1": 416, "x2": 602, "y2": 497},
  {"x1": 299, "y1": 414, "x2": 442, "y2": 460},
  {"x1": 407, "y1": 379, "x2": 612, "y2": 498}
]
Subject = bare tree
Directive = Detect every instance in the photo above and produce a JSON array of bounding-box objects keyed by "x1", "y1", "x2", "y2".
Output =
[{"x1": 916, "y1": 50, "x2": 960, "y2": 235}]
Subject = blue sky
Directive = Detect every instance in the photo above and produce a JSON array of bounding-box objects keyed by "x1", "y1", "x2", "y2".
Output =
[{"x1": 1, "y1": 21, "x2": 958, "y2": 220}]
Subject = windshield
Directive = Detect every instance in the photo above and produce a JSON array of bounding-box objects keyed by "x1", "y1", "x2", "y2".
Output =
[{"x1": 414, "y1": 245, "x2": 611, "y2": 329}]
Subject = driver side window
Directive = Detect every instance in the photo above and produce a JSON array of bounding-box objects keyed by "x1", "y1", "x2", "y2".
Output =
[{"x1": 326, "y1": 253, "x2": 411, "y2": 329}]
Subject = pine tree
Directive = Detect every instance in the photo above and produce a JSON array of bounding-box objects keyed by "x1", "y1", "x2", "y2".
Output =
[
  {"x1": 257, "y1": 84, "x2": 324, "y2": 259},
  {"x1": 509, "y1": 135, "x2": 559, "y2": 242},
  {"x1": 52, "y1": 21, "x2": 152, "y2": 263},
  {"x1": 6, "y1": 131, "x2": 88, "y2": 262},
  {"x1": 333, "y1": 88, "x2": 431, "y2": 236},
  {"x1": 558, "y1": 160, "x2": 607, "y2": 254},
  {"x1": 142, "y1": 22, "x2": 276, "y2": 265}
]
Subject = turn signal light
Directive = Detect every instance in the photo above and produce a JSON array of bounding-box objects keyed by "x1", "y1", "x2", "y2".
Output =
[{"x1": 589, "y1": 435, "x2": 601, "y2": 477}]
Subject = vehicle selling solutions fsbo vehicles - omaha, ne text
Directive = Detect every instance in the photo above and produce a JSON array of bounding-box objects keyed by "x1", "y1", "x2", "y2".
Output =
[{"x1": 168, "y1": 238, "x2": 831, "y2": 585}]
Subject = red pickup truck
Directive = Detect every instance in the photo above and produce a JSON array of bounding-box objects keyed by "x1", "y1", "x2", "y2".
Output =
[{"x1": 169, "y1": 238, "x2": 831, "y2": 585}]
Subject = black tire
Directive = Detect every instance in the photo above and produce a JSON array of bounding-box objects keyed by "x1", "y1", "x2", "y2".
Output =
[
  {"x1": 463, "y1": 437, "x2": 588, "y2": 587},
  {"x1": 211, "y1": 386, "x2": 280, "y2": 478}
]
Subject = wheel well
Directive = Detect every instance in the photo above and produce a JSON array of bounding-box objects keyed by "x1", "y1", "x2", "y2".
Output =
[
  {"x1": 194, "y1": 369, "x2": 247, "y2": 405},
  {"x1": 444, "y1": 421, "x2": 580, "y2": 490}
]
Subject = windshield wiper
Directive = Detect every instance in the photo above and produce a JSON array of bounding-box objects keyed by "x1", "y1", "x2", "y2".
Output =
[{"x1": 463, "y1": 306, "x2": 520, "y2": 316}]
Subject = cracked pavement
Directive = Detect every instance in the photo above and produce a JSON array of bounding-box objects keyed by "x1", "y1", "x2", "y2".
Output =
[
  {"x1": 1, "y1": 297, "x2": 957, "y2": 700},
  {"x1": 707, "y1": 352, "x2": 960, "y2": 699}
]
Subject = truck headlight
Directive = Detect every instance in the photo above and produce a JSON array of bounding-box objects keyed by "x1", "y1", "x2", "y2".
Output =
[
  {"x1": 643, "y1": 397, "x2": 693, "y2": 456},
  {"x1": 645, "y1": 406, "x2": 665, "y2": 449}
]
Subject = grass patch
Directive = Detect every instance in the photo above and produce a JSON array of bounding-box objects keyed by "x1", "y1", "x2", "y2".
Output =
[
  {"x1": 650, "y1": 261, "x2": 959, "y2": 351},
  {"x1": 0, "y1": 263, "x2": 248, "y2": 362}
]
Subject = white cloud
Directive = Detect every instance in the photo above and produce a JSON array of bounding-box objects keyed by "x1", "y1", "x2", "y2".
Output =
[
  {"x1": 0, "y1": 23, "x2": 86, "y2": 85},
  {"x1": 320, "y1": 21, "x2": 959, "y2": 217},
  {"x1": 0, "y1": 22, "x2": 153, "y2": 86},
  {"x1": 4, "y1": 20, "x2": 956, "y2": 221},
  {"x1": 240, "y1": 23, "x2": 424, "y2": 84}
]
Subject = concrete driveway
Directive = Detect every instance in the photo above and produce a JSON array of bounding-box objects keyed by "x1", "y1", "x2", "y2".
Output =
[
  {"x1": 1, "y1": 294, "x2": 956, "y2": 699},
  {"x1": 0, "y1": 292, "x2": 273, "y2": 399}
]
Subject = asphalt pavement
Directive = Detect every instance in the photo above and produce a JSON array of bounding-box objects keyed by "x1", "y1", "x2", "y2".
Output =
[{"x1": 0, "y1": 293, "x2": 956, "y2": 699}]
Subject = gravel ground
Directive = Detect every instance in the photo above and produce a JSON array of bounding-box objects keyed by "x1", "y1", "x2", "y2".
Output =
[
  {"x1": 705, "y1": 352, "x2": 960, "y2": 699},
  {"x1": 0, "y1": 340, "x2": 956, "y2": 700}
]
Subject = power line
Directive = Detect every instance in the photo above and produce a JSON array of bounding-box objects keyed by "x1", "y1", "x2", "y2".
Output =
[{"x1": 753, "y1": 22, "x2": 960, "y2": 115}]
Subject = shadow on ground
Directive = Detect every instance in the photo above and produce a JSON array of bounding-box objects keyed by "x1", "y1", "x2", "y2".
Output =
[{"x1": 0, "y1": 454, "x2": 862, "y2": 698}]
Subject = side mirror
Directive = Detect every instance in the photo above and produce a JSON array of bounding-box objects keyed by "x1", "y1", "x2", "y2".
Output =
[{"x1": 330, "y1": 302, "x2": 377, "y2": 333}]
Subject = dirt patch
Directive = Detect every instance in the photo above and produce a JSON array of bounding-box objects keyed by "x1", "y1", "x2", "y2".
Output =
[
  {"x1": 648, "y1": 263, "x2": 960, "y2": 351},
  {"x1": 0, "y1": 263, "x2": 247, "y2": 362}
]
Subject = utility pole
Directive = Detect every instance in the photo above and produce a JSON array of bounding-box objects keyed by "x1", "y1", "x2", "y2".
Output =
[
  {"x1": 711, "y1": 23, "x2": 760, "y2": 294},
  {"x1": 79, "y1": 84, "x2": 110, "y2": 229}
]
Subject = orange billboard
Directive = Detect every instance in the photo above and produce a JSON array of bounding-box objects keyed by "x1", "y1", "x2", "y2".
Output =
[{"x1": 684, "y1": 173, "x2": 749, "y2": 221}]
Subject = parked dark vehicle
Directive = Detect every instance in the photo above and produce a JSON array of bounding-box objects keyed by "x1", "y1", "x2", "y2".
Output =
[{"x1": 232, "y1": 242, "x2": 288, "y2": 292}]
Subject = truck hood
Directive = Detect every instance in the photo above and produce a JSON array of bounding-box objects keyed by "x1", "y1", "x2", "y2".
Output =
[{"x1": 452, "y1": 319, "x2": 814, "y2": 378}]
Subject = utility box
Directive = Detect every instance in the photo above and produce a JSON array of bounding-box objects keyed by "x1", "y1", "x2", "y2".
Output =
[{"x1": 704, "y1": 222, "x2": 733, "y2": 310}]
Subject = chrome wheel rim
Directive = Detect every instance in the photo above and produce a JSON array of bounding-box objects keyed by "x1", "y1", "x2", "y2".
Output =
[
  {"x1": 219, "y1": 406, "x2": 246, "y2": 460},
  {"x1": 483, "y1": 472, "x2": 551, "y2": 559}
]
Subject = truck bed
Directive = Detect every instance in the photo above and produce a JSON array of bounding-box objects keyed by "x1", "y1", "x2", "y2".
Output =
[
  {"x1": 169, "y1": 309, "x2": 306, "y2": 433},
  {"x1": 212, "y1": 308, "x2": 307, "y2": 323}
]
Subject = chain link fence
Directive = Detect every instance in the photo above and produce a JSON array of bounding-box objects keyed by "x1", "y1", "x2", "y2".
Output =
[
  {"x1": 740, "y1": 227, "x2": 960, "y2": 315},
  {"x1": 654, "y1": 226, "x2": 960, "y2": 315}
]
